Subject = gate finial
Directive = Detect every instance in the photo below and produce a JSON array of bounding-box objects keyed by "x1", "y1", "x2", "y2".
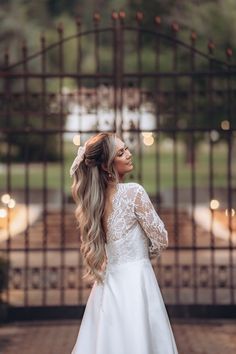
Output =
[
  {"x1": 111, "y1": 11, "x2": 118, "y2": 21},
  {"x1": 191, "y1": 31, "x2": 197, "y2": 42},
  {"x1": 40, "y1": 33, "x2": 46, "y2": 45},
  {"x1": 93, "y1": 12, "x2": 101, "y2": 23},
  {"x1": 154, "y1": 16, "x2": 161, "y2": 27},
  {"x1": 136, "y1": 11, "x2": 144, "y2": 23},
  {"x1": 171, "y1": 22, "x2": 179, "y2": 33},
  {"x1": 76, "y1": 16, "x2": 81, "y2": 27},
  {"x1": 208, "y1": 40, "x2": 215, "y2": 54},
  {"x1": 57, "y1": 22, "x2": 64, "y2": 33},
  {"x1": 119, "y1": 10, "x2": 126, "y2": 22},
  {"x1": 226, "y1": 47, "x2": 233, "y2": 59}
]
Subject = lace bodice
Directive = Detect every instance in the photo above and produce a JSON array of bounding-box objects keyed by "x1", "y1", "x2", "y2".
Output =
[{"x1": 105, "y1": 183, "x2": 168, "y2": 267}]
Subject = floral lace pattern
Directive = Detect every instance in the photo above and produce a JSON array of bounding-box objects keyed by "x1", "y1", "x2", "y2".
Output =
[
  {"x1": 134, "y1": 184, "x2": 168, "y2": 255},
  {"x1": 105, "y1": 183, "x2": 168, "y2": 266}
]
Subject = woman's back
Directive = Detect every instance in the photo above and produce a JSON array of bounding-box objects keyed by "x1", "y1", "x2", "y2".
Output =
[{"x1": 104, "y1": 182, "x2": 168, "y2": 267}]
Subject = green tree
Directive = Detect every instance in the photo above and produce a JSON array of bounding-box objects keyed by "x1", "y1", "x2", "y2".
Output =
[
  {"x1": 0, "y1": 0, "x2": 68, "y2": 162},
  {"x1": 169, "y1": 0, "x2": 236, "y2": 59}
]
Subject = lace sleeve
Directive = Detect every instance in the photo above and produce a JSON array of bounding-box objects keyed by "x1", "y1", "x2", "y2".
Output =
[{"x1": 134, "y1": 185, "x2": 168, "y2": 256}]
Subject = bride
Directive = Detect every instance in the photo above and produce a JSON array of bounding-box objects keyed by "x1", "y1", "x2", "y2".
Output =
[{"x1": 70, "y1": 132, "x2": 178, "y2": 354}]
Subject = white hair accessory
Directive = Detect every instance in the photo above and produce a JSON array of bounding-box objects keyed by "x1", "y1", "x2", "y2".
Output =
[{"x1": 70, "y1": 145, "x2": 86, "y2": 177}]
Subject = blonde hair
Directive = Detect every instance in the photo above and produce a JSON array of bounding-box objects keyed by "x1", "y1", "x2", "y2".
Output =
[{"x1": 71, "y1": 133, "x2": 119, "y2": 283}]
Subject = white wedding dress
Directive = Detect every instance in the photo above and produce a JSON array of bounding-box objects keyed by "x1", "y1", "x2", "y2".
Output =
[{"x1": 71, "y1": 182, "x2": 178, "y2": 354}]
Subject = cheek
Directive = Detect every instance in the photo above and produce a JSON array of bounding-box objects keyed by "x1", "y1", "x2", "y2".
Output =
[{"x1": 113, "y1": 158, "x2": 124, "y2": 171}]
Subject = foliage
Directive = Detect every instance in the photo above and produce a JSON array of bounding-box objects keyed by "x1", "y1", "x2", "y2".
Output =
[
  {"x1": 0, "y1": 0, "x2": 235, "y2": 162},
  {"x1": 0, "y1": 1, "x2": 68, "y2": 162},
  {"x1": 169, "y1": 0, "x2": 236, "y2": 59},
  {"x1": 161, "y1": 0, "x2": 236, "y2": 156}
]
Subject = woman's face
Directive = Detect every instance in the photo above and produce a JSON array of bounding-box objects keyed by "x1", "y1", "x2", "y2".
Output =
[{"x1": 113, "y1": 137, "x2": 133, "y2": 178}]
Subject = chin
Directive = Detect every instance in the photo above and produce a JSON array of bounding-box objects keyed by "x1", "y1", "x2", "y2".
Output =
[
  {"x1": 120, "y1": 165, "x2": 134, "y2": 177},
  {"x1": 127, "y1": 165, "x2": 134, "y2": 172}
]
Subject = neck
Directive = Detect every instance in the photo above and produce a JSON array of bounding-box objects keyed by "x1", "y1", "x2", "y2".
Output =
[
  {"x1": 107, "y1": 175, "x2": 124, "y2": 190},
  {"x1": 119, "y1": 174, "x2": 124, "y2": 182}
]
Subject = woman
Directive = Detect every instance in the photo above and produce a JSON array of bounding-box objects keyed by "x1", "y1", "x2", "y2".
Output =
[{"x1": 70, "y1": 132, "x2": 178, "y2": 354}]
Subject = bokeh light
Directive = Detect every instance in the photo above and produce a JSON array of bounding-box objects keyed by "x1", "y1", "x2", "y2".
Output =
[
  {"x1": 210, "y1": 199, "x2": 220, "y2": 210},
  {"x1": 73, "y1": 134, "x2": 81, "y2": 146},
  {"x1": 221, "y1": 120, "x2": 230, "y2": 130},
  {"x1": 1, "y1": 193, "x2": 11, "y2": 204},
  {"x1": 143, "y1": 136, "x2": 154, "y2": 146},
  {"x1": 8, "y1": 199, "x2": 16, "y2": 209},
  {"x1": 0, "y1": 208, "x2": 7, "y2": 218}
]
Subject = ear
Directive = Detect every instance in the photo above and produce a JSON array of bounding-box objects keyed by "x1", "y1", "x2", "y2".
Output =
[{"x1": 101, "y1": 163, "x2": 108, "y2": 172}]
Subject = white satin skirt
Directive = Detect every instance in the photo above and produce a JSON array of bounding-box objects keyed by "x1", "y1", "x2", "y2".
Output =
[{"x1": 71, "y1": 258, "x2": 178, "y2": 354}]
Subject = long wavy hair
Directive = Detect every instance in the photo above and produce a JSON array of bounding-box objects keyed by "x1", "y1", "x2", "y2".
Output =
[{"x1": 71, "y1": 133, "x2": 119, "y2": 283}]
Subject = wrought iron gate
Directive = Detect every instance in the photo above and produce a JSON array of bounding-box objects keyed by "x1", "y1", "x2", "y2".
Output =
[{"x1": 0, "y1": 12, "x2": 235, "y2": 320}]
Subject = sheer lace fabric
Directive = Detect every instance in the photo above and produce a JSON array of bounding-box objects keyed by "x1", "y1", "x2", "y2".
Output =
[
  {"x1": 71, "y1": 182, "x2": 178, "y2": 354},
  {"x1": 105, "y1": 183, "x2": 168, "y2": 268}
]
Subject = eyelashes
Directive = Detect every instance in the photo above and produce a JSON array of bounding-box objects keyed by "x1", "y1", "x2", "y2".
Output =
[{"x1": 118, "y1": 146, "x2": 129, "y2": 156}]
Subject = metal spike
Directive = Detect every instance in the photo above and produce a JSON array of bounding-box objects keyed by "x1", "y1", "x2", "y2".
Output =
[
  {"x1": 154, "y1": 16, "x2": 161, "y2": 26},
  {"x1": 226, "y1": 47, "x2": 233, "y2": 58},
  {"x1": 119, "y1": 10, "x2": 126, "y2": 20},
  {"x1": 136, "y1": 11, "x2": 144, "y2": 23},
  {"x1": 57, "y1": 22, "x2": 64, "y2": 33},
  {"x1": 22, "y1": 40, "x2": 27, "y2": 53},
  {"x1": 76, "y1": 16, "x2": 81, "y2": 27},
  {"x1": 171, "y1": 22, "x2": 179, "y2": 32},
  {"x1": 111, "y1": 11, "x2": 118, "y2": 21},
  {"x1": 208, "y1": 40, "x2": 215, "y2": 54},
  {"x1": 191, "y1": 31, "x2": 197, "y2": 42},
  {"x1": 40, "y1": 32, "x2": 46, "y2": 44},
  {"x1": 93, "y1": 12, "x2": 101, "y2": 23}
]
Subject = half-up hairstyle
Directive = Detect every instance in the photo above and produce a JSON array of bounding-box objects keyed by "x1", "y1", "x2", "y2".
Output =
[{"x1": 71, "y1": 133, "x2": 119, "y2": 283}]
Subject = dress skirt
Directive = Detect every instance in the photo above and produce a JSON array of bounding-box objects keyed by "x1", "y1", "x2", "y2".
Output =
[{"x1": 71, "y1": 258, "x2": 178, "y2": 354}]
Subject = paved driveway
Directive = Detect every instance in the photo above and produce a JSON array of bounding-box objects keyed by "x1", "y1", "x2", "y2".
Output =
[{"x1": 0, "y1": 319, "x2": 236, "y2": 354}]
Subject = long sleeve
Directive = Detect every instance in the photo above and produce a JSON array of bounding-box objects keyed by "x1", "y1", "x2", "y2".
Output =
[{"x1": 134, "y1": 185, "x2": 168, "y2": 256}]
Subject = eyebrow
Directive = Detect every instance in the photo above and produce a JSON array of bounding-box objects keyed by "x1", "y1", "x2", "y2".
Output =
[{"x1": 116, "y1": 144, "x2": 126, "y2": 153}]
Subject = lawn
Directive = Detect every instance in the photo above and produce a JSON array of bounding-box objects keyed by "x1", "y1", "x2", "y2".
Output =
[{"x1": 0, "y1": 140, "x2": 235, "y2": 196}]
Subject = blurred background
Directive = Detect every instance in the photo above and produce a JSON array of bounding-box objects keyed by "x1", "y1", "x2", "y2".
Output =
[{"x1": 0, "y1": 0, "x2": 236, "y2": 352}]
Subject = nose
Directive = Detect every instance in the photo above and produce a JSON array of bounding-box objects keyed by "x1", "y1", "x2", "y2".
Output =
[{"x1": 126, "y1": 149, "x2": 132, "y2": 158}]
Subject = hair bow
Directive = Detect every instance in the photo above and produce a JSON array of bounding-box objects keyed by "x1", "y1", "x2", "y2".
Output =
[{"x1": 70, "y1": 146, "x2": 86, "y2": 177}]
